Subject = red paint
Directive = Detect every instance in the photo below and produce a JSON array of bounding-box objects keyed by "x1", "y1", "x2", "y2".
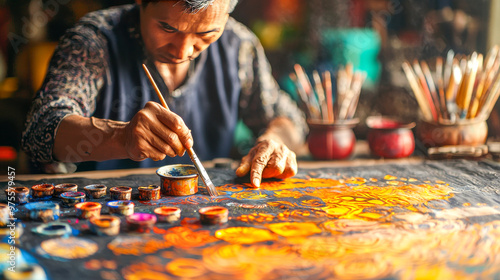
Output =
[
  {"x1": 307, "y1": 120, "x2": 358, "y2": 160},
  {"x1": 366, "y1": 116, "x2": 415, "y2": 158}
]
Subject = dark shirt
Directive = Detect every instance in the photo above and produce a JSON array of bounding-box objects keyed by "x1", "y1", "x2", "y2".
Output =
[{"x1": 22, "y1": 4, "x2": 306, "y2": 171}]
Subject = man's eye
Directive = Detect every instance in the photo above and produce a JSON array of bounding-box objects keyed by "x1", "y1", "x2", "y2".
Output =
[{"x1": 160, "y1": 24, "x2": 176, "y2": 33}]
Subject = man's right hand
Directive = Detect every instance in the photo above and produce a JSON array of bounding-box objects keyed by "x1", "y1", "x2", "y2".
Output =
[{"x1": 123, "y1": 101, "x2": 193, "y2": 161}]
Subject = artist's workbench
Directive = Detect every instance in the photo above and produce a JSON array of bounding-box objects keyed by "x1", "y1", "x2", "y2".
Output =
[{"x1": 1, "y1": 150, "x2": 500, "y2": 279}]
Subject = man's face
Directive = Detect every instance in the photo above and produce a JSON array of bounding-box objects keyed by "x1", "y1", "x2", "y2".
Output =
[{"x1": 138, "y1": 0, "x2": 230, "y2": 64}]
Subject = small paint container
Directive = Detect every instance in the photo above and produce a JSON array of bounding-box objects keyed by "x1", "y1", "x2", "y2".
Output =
[
  {"x1": 198, "y1": 206, "x2": 229, "y2": 225},
  {"x1": 75, "y1": 202, "x2": 102, "y2": 219},
  {"x1": 4, "y1": 186, "x2": 30, "y2": 204},
  {"x1": 154, "y1": 206, "x2": 181, "y2": 223},
  {"x1": 53, "y1": 183, "x2": 78, "y2": 197},
  {"x1": 138, "y1": 185, "x2": 161, "y2": 200},
  {"x1": 3, "y1": 264, "x2": 47, "y2": 280},
  {"x1": 89, "y1": 215, "x2": 120, "y2": 236},
  {"x1": 107, "y1": 200, "x2": 134, "y2": 216},
  {"x1": 31, "y1": 184, "x2": 55, "y2": 198},
  {"x1": 83, "y1": 184, "x2": 107, "y2": 199},
  {"x1": 126, "y1": 213, "x2": 157, "y2": 233},
  {"x1": 32, "y1": 222, "x2": 72, "y2": 237},
  {"x1": 109, "y1": 186, "x2": 132, "y2": 200},
  {"x1": 24, "y1": 201, "x2": 60, "y2": 222},
  {"x1": 0, "y1": 203, "x2": 11, "y2": 227},
  {"x1": 156, "y1": 164, "x2": 199, "y2": 196},
  {"x1": 60, "y1": 191, "x2": 86, "y2": 207}
]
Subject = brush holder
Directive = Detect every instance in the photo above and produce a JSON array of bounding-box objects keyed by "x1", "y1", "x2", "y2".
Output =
[
  {"x1": 366, "y1": 116, "x2": 415, "y2": 158},
  {"x1": 416, "y1": 118, "x2": 488, "y2": 147},
  {"x1": 307, "y1": 119, "x2": 359, "y2": 160}
]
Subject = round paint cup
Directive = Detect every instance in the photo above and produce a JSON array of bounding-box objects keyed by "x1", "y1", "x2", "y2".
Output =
[
  {"x1": 53, "y1": 183, "x2": 78, "y2": 197},
  {"x1": 198, "y1": 206, "x2": 228, "y2": 225},
  {"x1": 31, "y1": 184, "x2": 55, "y2": 198},
  {"x1": 4, "y1": 186, "x2": 30, "y2": 204},
  {"x1": 138, "y1": 185, "x2": 161, "y2": 201},
  {"x1": 89, "y1": 215, "x2": 120, "y2": 236},
  {"x1": 32, "y1": 222, "x2": 72, "y2": 237},
  {"x1": 83, "y1": 184, "x2": 107, "y2": 199},
  {"x1": 154, "y1": 206, "x2": 181, "y2": 223},
  {"x1": 156, "y1": 164, "x2": 199, "y2": 196},
  {"x1": 109, "y1": 186, "x2": 132, "y2": 200},
  {"x1": 307, "y1": 119, "x2": 359, "y2": 160},
  {"x1": 75, "y1": 202, "x2": 102, "y2": 219},
  {"x1": 366, "y1": 116, "x2": 415, "y2": 158},
  {"x1": 0, "y1": 203, "x2": 11, "y2": 227},
  {"x1": 107, "y1": 200, "x2": 135, "y2": 216},
  {"x1": 24, "y1": 202, "x2": 60, "y2": 222},
  {"x1": 60, "y1": 192, "x2": 86, "y2": 207},
  {"x1": 126, "y1": 213, "x2": 157, "y2": 233}
]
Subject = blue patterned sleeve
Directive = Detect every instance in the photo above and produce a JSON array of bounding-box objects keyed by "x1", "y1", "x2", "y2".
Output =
[
  {"x1": 232, "y1": 19, "x2": 308, "y2": 141},
  {"x1": 21, "y1": 20, "x2": 108, "y2": 164}
]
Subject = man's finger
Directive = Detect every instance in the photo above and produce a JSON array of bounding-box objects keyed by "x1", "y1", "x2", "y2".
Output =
[
  {"x1": 276, "y1": 152, "x2": 298, "y2": 179},
  {"x1": 235, "y1": 153, "x2": 253, "y2": 177},
  {"x1": 262, "y1": 147, "x2": 286, "y2": 178},
  {"x1": 250, "y1": 144, "x2": 274, "y2": 187}
]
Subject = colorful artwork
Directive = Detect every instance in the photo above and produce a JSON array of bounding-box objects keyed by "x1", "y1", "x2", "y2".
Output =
[{"x1": 3, "y1": 162, "x2": 500, "y2": 279}]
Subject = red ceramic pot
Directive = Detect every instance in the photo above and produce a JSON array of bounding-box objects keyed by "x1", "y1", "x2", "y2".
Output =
[
  {"x1": 366, "y1": 116, "x2": 415, "y2": 158},
  {"x1": 307, "y1": 119, "x2": 359, "y2": 160}
]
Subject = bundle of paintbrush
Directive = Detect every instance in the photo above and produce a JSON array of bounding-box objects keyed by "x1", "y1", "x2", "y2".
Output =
[
  {"x1": 290, "y1": 63, "x2": 367, "y2": 123},
  {"x1": 402, "y1": 46, "x2": 500, "y2": 123}
]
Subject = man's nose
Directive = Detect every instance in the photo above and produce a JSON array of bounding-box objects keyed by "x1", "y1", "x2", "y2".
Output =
[{"x1": 170, "y1": 34, "x2": 194, "y2": 60}]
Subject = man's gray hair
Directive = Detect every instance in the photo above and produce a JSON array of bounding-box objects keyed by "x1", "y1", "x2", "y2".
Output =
[{"x1": 142, "y1": 0, "x2": 239, "y2": 13}]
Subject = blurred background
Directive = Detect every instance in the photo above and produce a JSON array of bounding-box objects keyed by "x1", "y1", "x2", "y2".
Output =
[{"x1": 0, "y1": 0, "x2": 499, "y2": 173}]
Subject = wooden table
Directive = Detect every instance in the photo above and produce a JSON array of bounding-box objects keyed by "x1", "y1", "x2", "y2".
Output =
[{"x1": 1, "y1": 150, "x2": 499, "y2": 279}]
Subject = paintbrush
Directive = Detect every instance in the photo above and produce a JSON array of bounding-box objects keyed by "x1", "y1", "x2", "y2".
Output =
[
  {"x1": 413, "y1": 60, "x2": 438, "y2": 121},
  {"x1": 459, "y1": 53, "x2": 478, "y2": 118},
  {"x1": 443, "y1": 49, "x2": 454, "y2": 89},
  {"x1": 421, "y1": 61, "x2": 442, "y2": 120},
  {"x1": 142, "y1": 64, "x2": 219, "y2": 197},
  {"x1": 323, "y1": 70, "x2": 334, "y2": 123},
  {"x1": 402, "y1": 61, "x2": 433, "y2": 121},
  {"x1": 290, "y1": 73, "x2": 315, "y2": 119},
  {"x1": 312, "y1": 70, "x2": 328, "y2": 121}
]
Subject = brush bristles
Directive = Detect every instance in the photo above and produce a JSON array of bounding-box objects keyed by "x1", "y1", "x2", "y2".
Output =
[
  {"x1": 402, "y1": 46, "x2": 500, "y2": 123},
  {"x1": 291, "y1": 63, "x2": 366, "y2": 123}
]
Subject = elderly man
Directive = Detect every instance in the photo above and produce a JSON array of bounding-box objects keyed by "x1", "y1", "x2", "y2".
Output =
[{"x1": 22, "y1": 0, "x2": 306, "y2": 187}]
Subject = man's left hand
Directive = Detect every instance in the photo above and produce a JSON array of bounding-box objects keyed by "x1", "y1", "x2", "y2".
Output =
[{"x1": 235, "y1": 138, "x2": 297, "y2": 187}]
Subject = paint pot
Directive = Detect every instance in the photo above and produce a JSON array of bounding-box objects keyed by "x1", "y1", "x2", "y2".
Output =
[
  {"x1": 109, "y1": 186, "x2": 132, "y2": 200},
  {"x1": 126, "y1": 213, "x2": 157, "y2": 233},
  {"x1": 75, "y1": 202, "x2": 102, "y2": 219},
  {"x1": 83, "y1": 184, "x2": 107, "y2": 199},
  {"x1": 0, "y1": 203, "x2": 11, "y2": 227},
  {"x1": 32, "y1": 222, "x2": 72, "y2": 237},
  {"x1": 53, "y1": 183, "x2": 78, "y2": 197},
  {"x1": 307, "y1": 119, "x2": 359, "y2": 160},
  {"x1": 3, "y1": 264, "x2": 47, "y2": 280},
  {"x1": 154, "y1": 206, "x2": 181, "y2": 223},
  {"x1": 366, "y1": 116, "x2": 415, "y2": 158},
  {"x1": 199, "y1": 206, "x2": 229, "y2": 225},
  {"x1": 24, "y1": 201, "x2": 60, "y2": 222},
  {"x1": 156, "y1": 164, "x2": 199, "y2": 196},
  {"x1": 416, "y1": 118, "x2": 488, "y2": 147},
  {"x1": 60, "y1": 191, "x2": 86, "y2": 207},
  {"x1": 89, "y1": 215, "x2": 120, "y2": 236},
  {"x1": 4, "y1": 186, "x2": 30, "y2": 204},
  {"x1": 107, "y1": 200, "x2": 134, "y2": 216},
  {"x1": 138, "y1": 185, "x2": 161, "y2": 201},
  {"x1": 31, "y1": 184, "x2": 55, "y2": 198}
]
